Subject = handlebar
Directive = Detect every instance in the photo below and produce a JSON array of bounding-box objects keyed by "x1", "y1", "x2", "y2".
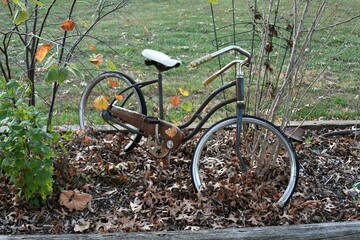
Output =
[{"x1": 190, "y1": 45, "x2": 251, "y2": 68}]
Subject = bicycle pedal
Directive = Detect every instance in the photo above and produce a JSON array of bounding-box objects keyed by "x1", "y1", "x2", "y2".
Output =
[{"x1": 145, "y1": 116, "x2": 161, "y2": 124}]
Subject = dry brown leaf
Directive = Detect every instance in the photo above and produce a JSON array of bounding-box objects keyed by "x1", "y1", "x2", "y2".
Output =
[
  {"x1": 59, "y1": 190, "x2": 92, "y2": 211},
  {"x1": 90, "y1": 54, "x2": 103, "y2": 66},
  {"x1": 74, "y1": 221, "x2": 90, "y2": 232}
]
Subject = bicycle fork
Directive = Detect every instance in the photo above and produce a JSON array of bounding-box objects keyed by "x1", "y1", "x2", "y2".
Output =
[{"x1": 234, "y1": 63, "x2": 248, "y2": 172}]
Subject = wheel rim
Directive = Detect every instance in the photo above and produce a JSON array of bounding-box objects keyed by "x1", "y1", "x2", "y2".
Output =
[{"x1": 192, "y1": 116, "x2": 298, "y2": 206}]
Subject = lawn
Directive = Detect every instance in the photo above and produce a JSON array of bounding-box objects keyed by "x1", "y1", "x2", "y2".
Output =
[{"x1": 2, "y1": 0, "x2": 359, "y2": 126}]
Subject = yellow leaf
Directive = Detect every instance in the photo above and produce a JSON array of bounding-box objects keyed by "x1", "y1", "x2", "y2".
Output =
[
  {"x1": 61, "y1": 19, "x2": 75, "y2": 31},
  {"x1": 170, "y1": 96, "x2": 181, "y2": 107},
  {"x1": 35, "y1": 43, "x2": 52, "y2": 62},
  {"x1": 93, "y1": 95, "x2": 109, "y2": 110},
  {"x1": 107, "y1": 78, "x2": 118, "y2": 87},
  {"x1": 179, "y1": 87, "x2": 189, "y2": 97},
  {"x1": 89, "y1": 54, "x2": 103, "y2": 66},
  {"x1": 274, "y1": 118, "x2": 282, "y2": 125},
  {"x1": 208, "y1": 0, "x2": 218, "y2": 4}
]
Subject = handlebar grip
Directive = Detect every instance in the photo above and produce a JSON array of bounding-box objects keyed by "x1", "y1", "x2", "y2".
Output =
[
  {"x1": 202, "y1": 74, "x2": 218, "y2": 86},
  {"x1": 190, "y1": 54, "x2": 213, "y2": 68}
]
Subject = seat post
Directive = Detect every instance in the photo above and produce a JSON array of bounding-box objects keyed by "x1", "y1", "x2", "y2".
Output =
[{"x1": 157, "y1": 71, "x2": 164, "y2": 119}]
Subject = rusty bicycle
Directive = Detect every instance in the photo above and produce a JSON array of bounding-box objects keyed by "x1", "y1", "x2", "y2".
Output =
[{"x1": 79, "y1": 45, "x2": 299, "y2": 206}]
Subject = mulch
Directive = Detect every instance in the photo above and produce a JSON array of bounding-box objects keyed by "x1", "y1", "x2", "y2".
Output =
[{"x1": 0, "y1": 127, "x2": 359, "y2": 235}]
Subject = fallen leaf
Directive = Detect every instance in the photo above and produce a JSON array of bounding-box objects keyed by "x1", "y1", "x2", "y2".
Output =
[
  {"x1": 144, "y1": 26, "x2": 150, "y2": 39},
  {"x1": 179, "y1": 87, "x2": 189, "y2": 97},
  {"x1": 61, "y1": 19, "x2": 75, "y2": 31},
  {"x1": 170, "y1": 96, "x2": 181, "y2": 107},
  {"x1": 35, "y1": 43, "x2": 52, "y2": 62},
  {"x1": 74, "y1": 221, "x2": 90, "y2": 232},
  {"x1": 107, "y1": 78, "x2": 118, "y2": 87},
  {"x1": 88, "y1": 44, "x2": 96, "y2": 52},
  {"x1": 59, "y1": 190, "x2": 92, "y2": 211},
  {"x1": 83, "y1": 135, "x2": 91, "y2": 145},
  {"x1": 90, "y1": 54, "x2": 103, "y2": 66},
  {"x1": 116, "y1": 95, "x2": 123, "y2": 101}
]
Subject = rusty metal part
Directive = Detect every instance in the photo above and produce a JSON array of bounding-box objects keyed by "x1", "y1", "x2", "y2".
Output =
[
  {"x1": 147, "y1": 136, "x2": 169, "y2": 158},
  {"x1": 108, "y1": 106, "x2": 184, "y2": 156}
]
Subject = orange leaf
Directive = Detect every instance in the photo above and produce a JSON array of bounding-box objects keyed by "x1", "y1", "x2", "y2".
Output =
[
  {"x1": 107, "y1": 78, "x2": 118, "y2": 87},
  {"x1": 61, "y1": 19, "x2": 76, "y2": 31},
  {"x1": 89, "y1": 54, "x2": 103, "y2": 66},
  {"x1": 83, "y1": 135, "x2": 91, "y2": 145},
  {"x1": 3, "y1": 0, "x2": 9, "y2": 5},
  {"x1": 35, "y1": 43, "x2": 52, "y2": 62},
  {"x1": 88, "y1": 44, "x2": 96, "y2": 52},
  {"x1": 116, "y1": 95, "x2": 123, "y2": 101},
  {"x1": 93, "y1": 95, "x2": 109, "y2": 110},
  {"x1": 170, "y1": 96, "x2": 181, "y2": 107}
]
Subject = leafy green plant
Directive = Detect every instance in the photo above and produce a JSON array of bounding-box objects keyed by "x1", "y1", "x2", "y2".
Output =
[{"x1": 0, "y1": 78, "x2": 58, "y2": 205}]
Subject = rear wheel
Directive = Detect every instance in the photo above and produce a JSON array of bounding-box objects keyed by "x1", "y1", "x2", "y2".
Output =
[
  {"x1": 191, "y1": 116, "x2": 299, "y2": 207},
  {"x1": 79, "y1": 71, "x2": 147, "y2": 152}
]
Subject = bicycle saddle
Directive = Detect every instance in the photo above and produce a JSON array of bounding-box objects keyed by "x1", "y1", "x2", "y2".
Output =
[{"x1": 142, "y1": 49, "x2": 181, "y2": 72}]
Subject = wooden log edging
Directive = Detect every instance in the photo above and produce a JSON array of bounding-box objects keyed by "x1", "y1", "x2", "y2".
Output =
[{"x1": 1, "y1": 221, "x2": 359, "y2": 240}]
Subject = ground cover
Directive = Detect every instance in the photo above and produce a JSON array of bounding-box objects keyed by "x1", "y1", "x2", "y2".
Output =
[{"x1": 0, "y1": 128, "x2": 358, "y2": 234}]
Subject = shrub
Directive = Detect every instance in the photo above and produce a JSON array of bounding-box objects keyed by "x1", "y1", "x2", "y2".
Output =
[{"x1": 0, "y1": 78, "x2": 58, "y2": 205}]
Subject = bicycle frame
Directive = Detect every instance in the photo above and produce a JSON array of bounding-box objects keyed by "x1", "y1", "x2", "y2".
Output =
[{"x1": 105, "y1": 45, "x2": 250, "y2": 159}]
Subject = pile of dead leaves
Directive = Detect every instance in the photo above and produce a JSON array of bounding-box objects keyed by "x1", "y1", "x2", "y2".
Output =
[{"x1": 0, "y1": 127, "x2": 359, "y2": 234}]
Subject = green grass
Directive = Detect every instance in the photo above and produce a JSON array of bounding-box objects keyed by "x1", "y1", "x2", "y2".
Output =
[{"x1": 1, "y1": 0, "x2": 359, "y2": 126}]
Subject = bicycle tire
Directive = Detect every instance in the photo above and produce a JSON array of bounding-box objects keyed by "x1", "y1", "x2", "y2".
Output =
[
  {"x1": 191, "y1": 116, "x2": 299, "y2": 207},
  {"x1": 79, "y1": 71, "x2": 147, "y2": 152}
]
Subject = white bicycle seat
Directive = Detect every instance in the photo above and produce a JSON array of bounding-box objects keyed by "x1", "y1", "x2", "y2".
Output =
[{"x1": 142, "y1": 49, "x2": 181, "y2": 68}]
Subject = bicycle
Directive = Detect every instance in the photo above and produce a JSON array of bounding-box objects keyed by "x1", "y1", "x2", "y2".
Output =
[{"x1": 79, "y1": 45, "x2": 299, "y2": 207}]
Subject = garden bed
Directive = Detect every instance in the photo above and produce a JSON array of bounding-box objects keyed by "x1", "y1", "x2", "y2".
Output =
[{"x1": 0, "y1": 126, "x2": 359, "y2": 235}]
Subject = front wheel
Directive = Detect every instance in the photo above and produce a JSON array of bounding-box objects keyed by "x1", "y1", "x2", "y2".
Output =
[{"x1": 191, "y1": 116, "x2": 299, "y2": 207}]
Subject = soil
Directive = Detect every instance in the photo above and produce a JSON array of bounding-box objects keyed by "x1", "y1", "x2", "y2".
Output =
[{"x1": 0, "y1": 127, "x2": 359, "y2": 235}]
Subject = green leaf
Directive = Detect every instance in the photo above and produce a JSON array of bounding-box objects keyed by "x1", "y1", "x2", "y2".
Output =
[
  {"x1": 43, "y1": 55, "x2": 56, "y2": 69},
  {"x1": 182, "y1": 102, "x2": 192, "y2": 112},
  {"x1": 44, "y1": 68, "x2": 59, "y2": 83},
  {"x1": 14, "y1": 10, "x2": 29, "y2": 25},
  {"x1": 67, "y1": 65, "x2": 84, "y2": 78},
  {"x1": 107, "y1": 59, "x2": 117, "y2": 71},
  {"x1": 32, "y1": 0, "x2": 43, "y2": 7},
  {"x1": 17, "y1": 2, "x2": 27, "y2": 10},
  {"x1": 57, "y1": 68, "x2": 69, "y2": 84},
  {"x1": 208, "y1": 0, "x2": 218, "y2": 4}
]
